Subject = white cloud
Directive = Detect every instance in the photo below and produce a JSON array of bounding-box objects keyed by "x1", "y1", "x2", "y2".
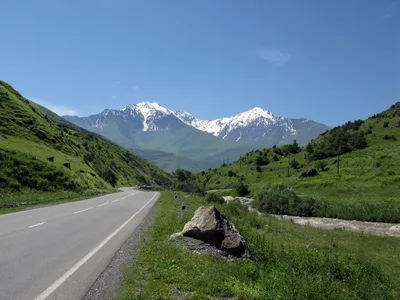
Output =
[
  {"x1": 131, "y1": 85, "x2": 140, "y2": 91},
  {"x1": 29, "y1": 97, "x2": 78, "y2": 116},
  {"x1": 111, "y1": 95, "x2": 117, "y2": 99},
  {"x1": 256, "y1": 48, "x2": 292, "y2": 66}
]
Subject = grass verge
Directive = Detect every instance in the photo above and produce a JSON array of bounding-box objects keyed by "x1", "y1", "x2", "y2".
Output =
[
  {"x1": 0, "y1": 189, "x2": 116, "y2": 215},
  {"x1": 118, "y1": 192, "x2": 400, "y2": 299}
]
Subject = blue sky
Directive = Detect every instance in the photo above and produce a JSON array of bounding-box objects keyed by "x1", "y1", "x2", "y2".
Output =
[{"x1": 2, "y1": 0, "x2": 399, "y2": 126}]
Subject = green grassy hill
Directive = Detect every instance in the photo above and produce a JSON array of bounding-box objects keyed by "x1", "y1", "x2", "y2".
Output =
[
  {"x1": 196, "y1": 102, "x2": 400, "y2": 222},
  {"x1": 0, "y1": 80, "x2": 173, "y2": 209}
]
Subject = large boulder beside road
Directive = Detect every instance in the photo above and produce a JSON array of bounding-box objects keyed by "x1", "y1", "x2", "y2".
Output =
[{"x1": 180, "y1": 206, "x2": 250, "y2": 258}]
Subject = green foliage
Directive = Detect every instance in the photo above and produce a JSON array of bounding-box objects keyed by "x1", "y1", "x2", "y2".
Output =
[
  {"x1": 255, "y1": 155, "x2": 269, "y2": 166},
  {"x1": 383, "y1": 121, "x2": 389, "y2": 128},
  {"x1": 205, "y1": 192, "x2": 224, "y2": 204},
  {"x1": 308, "y1": 121, "x2": 369, "y2": 161},
  {"x1": 173, "y1": 169, "x2": 193, "y2": 182},
  {"x1": 289, "y1": 158, "x2": 300, "y2": 169},
  {"x1": 315, "y1": 160, "x2": 328, "y2": 171},
  {"x1": 282, "y1": 140, "x2": 301, "y2": 155},
  {"x1": 235, "y1": 183, "x2": 250, "y2": 197},
  {"x1": 254, "y1": 184, "x2": 319, "y2": 217},
  {"x1": 118, "y1": 192, "x2": 400, "y2": 299}
]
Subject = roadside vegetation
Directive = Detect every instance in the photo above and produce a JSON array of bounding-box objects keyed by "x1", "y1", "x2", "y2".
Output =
[
  {"x1": 118, "y1": 192, "x2": 400, "y2": 299},
  {"x1": 195, "y1": 102, "x2": 400, "y2": 222},
  {"x1": 0, "y1": 80, "x2": 173, "y2": 211}
]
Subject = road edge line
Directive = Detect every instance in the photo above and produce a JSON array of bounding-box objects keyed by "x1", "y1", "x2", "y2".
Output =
[{"x1": 33, "y1": 192, "x2": 159, "y2": 300}]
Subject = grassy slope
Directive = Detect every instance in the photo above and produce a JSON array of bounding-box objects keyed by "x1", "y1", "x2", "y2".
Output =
[
  {"x1": 196, "y1": 103, "x2": 400, "y2": 222},
  {"x1": 0, "y1": 80, "x2": 173, "y2": 208},
  {"x1": 118, "y1": 192, "x2": 399, "y2": 299}
]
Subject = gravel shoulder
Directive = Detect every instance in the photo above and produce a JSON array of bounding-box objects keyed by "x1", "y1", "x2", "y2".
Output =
[{"x1": 82, "y1": 202, "x2": 159, "y2": 300}]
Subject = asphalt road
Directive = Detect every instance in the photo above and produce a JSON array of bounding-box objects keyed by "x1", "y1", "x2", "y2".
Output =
[{"x1": 0, "y1": 188, "x2": 159, "y2": 300}]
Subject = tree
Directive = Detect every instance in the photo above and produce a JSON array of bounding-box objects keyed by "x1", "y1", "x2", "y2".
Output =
[
  {"x1": 290, "y1": 158, "x2": 300, "y2": 169},
  {"x1": 305, "y1": 143, "x2": 314, "y2": 154},
  {"x1": 383, "y1": 121, "x2": 389, "y2": 128},
  {"x1": 172, "y1": 169, "x2": 193, "y2": 182},
  {"x1": 256, "y1": 166, "x2": 262, "y2": 173},
  {"x1": 256, "y1": 155, "x2": 269, "y2": 166}
]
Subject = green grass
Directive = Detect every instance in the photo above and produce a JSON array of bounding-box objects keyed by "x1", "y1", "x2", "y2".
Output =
[
  {"x1": 118, "y1": 192, "x2": 400, "y2": 299},
  {"x1": 0, "y1": 80, "x2": 173, "y2": 208},
  {"x1": 0, "y1": 189, "x2": 113, "y2": 215},
  {"x1": 196, "y1": 103, "x2": 400, "y2": 222}
]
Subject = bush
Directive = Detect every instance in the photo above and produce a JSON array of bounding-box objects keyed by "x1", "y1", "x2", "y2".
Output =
[
  {"x1": 227, "y1": 170, "x2": 236, "y2": 177},
  {"x1": 254, "y1": 184, "x2": 319, "y2": 217},
  {"x1": 256, "y1": 166, "x2": 262, "y2": 173},
  {"x1": 235, "y1": 183, "x2": 249, "y2": 197},
  {"x1": 206, "y1": 193, "x2": 224, "y2": 204},
  {"x1": 383, "y1": 121, "x2": 389, "y2": 128},
  {"x1": 173, "y1": 169, "x2": 193, "y2": 182},
  {"x1": 273, "y1": 155, "x2": 279, "y2": 162},
  {"x1": 256, "y1": 155, "x2": 269, "y2": 166},
  {"x1": 315, "y1": 160, "x2": 328, "y2": 171},
  {"x1": 383, "y1": 134, "x2": 397, "y2": 141},
  {"x1": 177, "y1": 180, "x2": 205, "y2": 195},
  {"x1": 289, "y1": 158, "x2": 300, "y2": 169}
]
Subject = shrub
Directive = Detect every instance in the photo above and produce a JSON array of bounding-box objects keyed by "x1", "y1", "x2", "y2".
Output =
[
  {"x1": 315, "y1": 160, "x2": 328, "y2": 171},
  {"x1": 177, "y1": 180, "x2": 206, "y2": 195},
  {"x1": 383, "y1": 121, "x2": 389, "y2": 128},
  {"x1": 227, "y1": 170, "x2": 236, "y2": 177},
  {"x1": 289, "y1": 158, "x2": 300, "y2": 169},
  {"x1": 254, "y1": 184, "x2": 319, "y2": 217},
  {"x1": 256, "y1": 166, "x2": 262, "y2": 173},
  {"x1": 273, "y1": 155, "x2": 279, "y2": 162},
  {"x1": 256, "y1": 155, "x2": 269, "y2": 166},
  {"x1": 173, "y1": 169, "x2": 193, "y2": 182},
  {"x1": 235, "y1": 183, "x2": 249, "y2": 197},
  {"x1": 206, "y1": 193, "x2": 224, "y2": 204},
  {"x1": 383, "y1": 134, "x2": 397, "y2": 141}
]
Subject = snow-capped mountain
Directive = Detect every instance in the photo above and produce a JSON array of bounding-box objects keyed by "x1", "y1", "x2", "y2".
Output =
[{"x1": 64, "y1": 101, "x2": 329, "y2": 147}]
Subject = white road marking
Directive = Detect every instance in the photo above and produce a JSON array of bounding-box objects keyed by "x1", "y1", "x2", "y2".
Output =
[
  {"x1": 28, "y1": 222, "x2": 45, "y2": 229},
  {"x1": 74, "y1": 207, "x2": 93, "y2": 214},
  {"x1": 97, "y1": 203, "x2": 109, "y2": 207},
  {"x1": 111, "y1": 199, "x2": 119, "y2": 203},
  {"x1": 33, "y1": 192, "x2": 159, "y2": 300}
]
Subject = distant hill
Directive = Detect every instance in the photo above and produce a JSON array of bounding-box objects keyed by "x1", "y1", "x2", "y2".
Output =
[
  {"x1": 0, "y1": 80, "x2": 173, "y2": 199},
  {"x1": 196, "y1": 102, "x2": 400, "y2": 222}
]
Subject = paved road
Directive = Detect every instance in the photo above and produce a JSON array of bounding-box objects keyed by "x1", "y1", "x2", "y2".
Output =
[{"x1": 0, "y1": 188, "x2": 159, "y2": 300}]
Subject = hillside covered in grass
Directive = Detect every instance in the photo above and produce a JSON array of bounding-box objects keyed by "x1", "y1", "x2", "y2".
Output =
[
  {"x1": 195, "y1": 102, "x2": 400, "y2": 222},
  {"x1": 0, "y1": 80, "x2": 173, "y2": 208}
]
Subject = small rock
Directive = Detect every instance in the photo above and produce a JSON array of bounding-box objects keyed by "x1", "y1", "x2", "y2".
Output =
[{"x1": 301, "y1": 168, "x2": 318, "y2": 178}]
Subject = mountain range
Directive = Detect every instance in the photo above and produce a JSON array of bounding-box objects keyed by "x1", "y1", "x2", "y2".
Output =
[{"x1": 64, "y1": 102, "x2": 330, "y2": 171}]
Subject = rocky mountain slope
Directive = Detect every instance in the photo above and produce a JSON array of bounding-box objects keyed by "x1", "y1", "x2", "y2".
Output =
[{"x1": 64, "y1": 102, "x2": 329, "y2": 171}]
